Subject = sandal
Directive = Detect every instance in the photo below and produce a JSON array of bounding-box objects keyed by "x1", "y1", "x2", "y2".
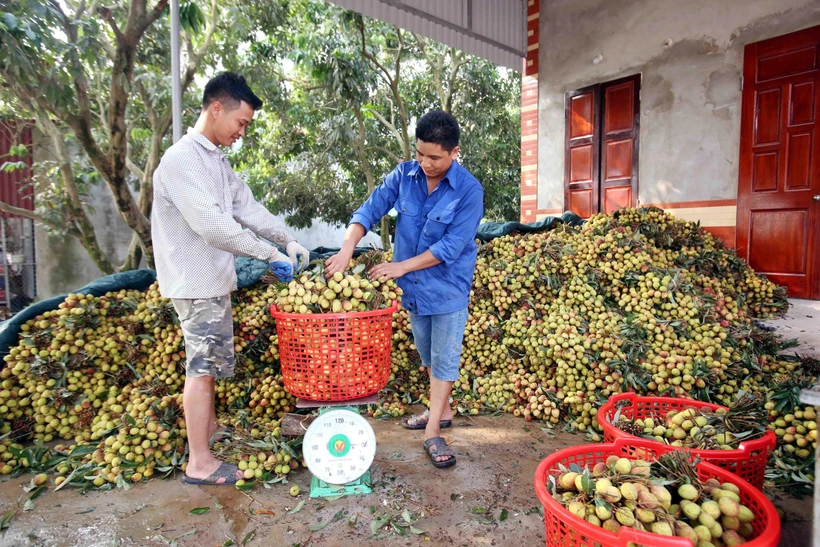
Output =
[
  {"x1": 401, "y1": 410, "x2": 452, "y2": 430},
  {"x1": 181, "y1": 461, "x2": 241, "y2": 486},
  {"x1": 422, "y1": 436, "x2": 456, "y2": 469}
]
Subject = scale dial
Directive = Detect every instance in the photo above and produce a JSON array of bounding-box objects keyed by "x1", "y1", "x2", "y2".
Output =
[{"x1": 303, "y1": 409, "x2": 377, "y2": 485}]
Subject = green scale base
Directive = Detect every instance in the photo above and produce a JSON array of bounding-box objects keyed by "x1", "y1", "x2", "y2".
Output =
[
  {"x1": 297, "y1": 396, "x2": 378, "y2": 499},
  {"x1": 310, "y1": 469, "x2": 372, "y2": 498}
]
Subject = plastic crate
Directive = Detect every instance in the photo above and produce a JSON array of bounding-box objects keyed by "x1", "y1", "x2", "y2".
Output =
[
  {"x1": 598, "y1": 392, "x2": 776, "y2": 489},
  {"x1": 270, "y1": 302, "x2": 397, "y2": 401},
  {"x1": 534, "y1": 438, "x2": 781, "y2": 547}
]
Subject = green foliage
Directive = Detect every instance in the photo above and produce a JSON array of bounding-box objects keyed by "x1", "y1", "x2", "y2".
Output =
[{"x1": 1, "y1": 0, "x2": 521, "y2": 264}]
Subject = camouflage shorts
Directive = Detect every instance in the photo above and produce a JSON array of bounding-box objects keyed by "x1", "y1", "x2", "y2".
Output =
[{"x1": 172, "y1": 296, "x2": 235, "y2": 379}]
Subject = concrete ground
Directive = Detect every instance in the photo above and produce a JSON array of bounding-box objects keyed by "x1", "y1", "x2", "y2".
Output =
[
  {"x1": 0, "y1": 298, "x2": 815, "y2": 547},
  {"x1": 764, "y1": 298, "x2": 820, "y2": 359}
]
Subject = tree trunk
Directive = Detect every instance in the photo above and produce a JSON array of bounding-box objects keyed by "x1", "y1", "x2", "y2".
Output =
[
  {"x1": 379, "y1": 217, "x2": 391, "y2": 251},
  {"x1": 353, "y1": 108, "x2": 391, "y2": 251}
]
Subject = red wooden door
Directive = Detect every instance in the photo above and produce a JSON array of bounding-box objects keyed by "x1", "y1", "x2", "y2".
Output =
[
  {"x1": 564, "y1": 86, "x2": 600, "y2": 218},
  {"x1": 737, "y1": 26, "x2": 820, "y2": 299},
  {"x1": 564, "y1": 75, "x2": 640, "y2": 218},
  {"x1": 600, "y1": 75, "x2": 640, "y2": 213}
]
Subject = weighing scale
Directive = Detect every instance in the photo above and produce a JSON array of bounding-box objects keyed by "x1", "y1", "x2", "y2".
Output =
[{"x1": 297, "y1": 394, "x2": 379, "y2": 498}]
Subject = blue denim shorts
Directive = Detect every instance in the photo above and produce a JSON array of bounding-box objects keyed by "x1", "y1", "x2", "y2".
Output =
[{"x1": 409, "y1": 307, "x2": 469, "y2": 382}]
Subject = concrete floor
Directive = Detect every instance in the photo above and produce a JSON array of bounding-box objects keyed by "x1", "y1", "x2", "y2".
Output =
[
  {"x1": 0, "y1": 298, "x2": 816, "y2": 547},
  {"x1": 764, "y1": 299, "x2": 820, "y2": 359}
]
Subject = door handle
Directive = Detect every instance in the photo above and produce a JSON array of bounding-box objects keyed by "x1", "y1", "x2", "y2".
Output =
[{"x1": 815, "y1": 195, "x2": 820, "y2": 201}]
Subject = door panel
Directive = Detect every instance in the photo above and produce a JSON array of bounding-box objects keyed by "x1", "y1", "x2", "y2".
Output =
[
  {"x1": 569, "y1": 189, "x2": 594, "y2": 219},
  {"x1": 569, "y1": 145, "x2": 593, "y2": 182},
  {"x1": 603, "y1": 186, "x2": 632, "y2": 214},
  {"x1": 604, "y1": 139, "x2": 633, "y2": 180},
  {"x1": 565, "y1": 88, "x2": 600, "y2": 217},
  {"x1": 749, "y1": 210, "x2": 809, "y2": 274},
  {"x1": 738, "y1": 25, "x2": 820, "y2": 299},
  {"x1": 754, "y1": 89, "x2": 781, "y2": 145},
  {"x1": 786, "y1": 132, "x2": 812, "y2": 190},
  {"x1": 604, "y1": 83, "x2": 634, "y2": 134},
  {"x1": 570, "y1": 94, "x2": 594, "y2": 138},
  {"x1": 600, "y1": 75, "x2": 640, "y2": 214},
  {"x1": 791, "y1": 81, "x2": 815, "y2": 124},
  {"x1": 753, "y1": 152, "x2": 779, "y2": 192},
  {"x1": 758, "y1": 46, "x2": 817, "y2": 82}
]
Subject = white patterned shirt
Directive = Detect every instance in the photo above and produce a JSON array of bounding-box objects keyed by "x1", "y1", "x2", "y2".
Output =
[{"x1": 152, "y1": 128, "x2": 294, "y2": 299}]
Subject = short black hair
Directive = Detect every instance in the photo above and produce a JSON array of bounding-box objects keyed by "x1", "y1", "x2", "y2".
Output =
[
  {"x1": 202, "y1": 72, "x2": 263, "y2": 111},
  {"x1": 415, "y1": 110, "x2": 460, "y2": 152}
]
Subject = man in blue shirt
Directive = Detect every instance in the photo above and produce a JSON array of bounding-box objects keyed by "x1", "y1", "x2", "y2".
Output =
[{"x1": 325, "y1": 111, "x2": 483, "y2": 468}]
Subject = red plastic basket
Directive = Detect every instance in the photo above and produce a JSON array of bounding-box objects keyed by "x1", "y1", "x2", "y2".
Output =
[
  {"x1": 598, "y1": 392, "x2": 776, "y2": 489},
  {"x1": 534, "y1": 438, "x2": 781, "y2": 547},
  {"x1": 270, "y1": 302, "x2": 397, "y2": 402}
]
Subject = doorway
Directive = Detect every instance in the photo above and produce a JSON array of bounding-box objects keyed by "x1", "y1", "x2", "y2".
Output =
[{"x1": 564, "y1": 74, "x2": 641, "y2": 219}]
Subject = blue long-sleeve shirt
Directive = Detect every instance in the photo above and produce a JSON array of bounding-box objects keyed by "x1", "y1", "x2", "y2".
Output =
[{"x1": 350, "y1": 160, "x2": 484, "y2": 316}]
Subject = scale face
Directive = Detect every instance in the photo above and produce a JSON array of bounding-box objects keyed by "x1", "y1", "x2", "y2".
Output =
[{"x1": 303, "y1": 408, "x2": 377, "y2": 485}]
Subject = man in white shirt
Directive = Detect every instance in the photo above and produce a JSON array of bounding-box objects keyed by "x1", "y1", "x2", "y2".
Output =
[{"x1": 152, "y1": 72, "x2": 308, "y2": 485}]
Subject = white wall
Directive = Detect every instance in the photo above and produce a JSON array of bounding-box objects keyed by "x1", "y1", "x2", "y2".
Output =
[{"x1": 537, "y1": 0, "x2": 820, "y2": 209}]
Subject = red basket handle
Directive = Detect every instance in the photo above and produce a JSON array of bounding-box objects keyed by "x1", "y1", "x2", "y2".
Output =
[
  {"x1": 610, "y1": 437, "x2": 675, "y2": 458},
  {"x1": 270, "y1": 301, "x2": 399, "y2": 317},
  {"x1": 610, "y1": 526, "x2": 694, "y2": 547}
]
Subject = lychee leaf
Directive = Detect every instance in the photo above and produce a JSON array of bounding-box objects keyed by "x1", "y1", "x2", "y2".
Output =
[
  {"x1": 569, "y1": 463, "x2": 582, "y2": 474},
  {"x1": 594, "y1": 498, "x2": 612, "y2": 511},
  {"x1": 580, "y1": 473, "x2": 593, "y2": 493}
]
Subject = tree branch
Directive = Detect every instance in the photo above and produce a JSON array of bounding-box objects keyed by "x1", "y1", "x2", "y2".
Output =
[
  {"x1": 97, "y1": 6, "x2": 126, "y2": 46},
  {"x1": 126, "y1": 156, "x2": 145, "y2": 182},
  {"x1": 370, "y1": 109, "x2": 404, "y2": 154},
  {"x1": 358, "y1": 18, "x2": 394, "y2": 89},
  {"x1": 0, "y1": 202, "x2": 79, "y2": 236},
  {"x1": 366, "y1": 146, "x2": 402, "y2": 165},
  {"x1": 446, "y1": 50, "x2": 466, "y2": 113},
  {"x1": 136, "y1": 0, "x2": 170, "y2": 36}
]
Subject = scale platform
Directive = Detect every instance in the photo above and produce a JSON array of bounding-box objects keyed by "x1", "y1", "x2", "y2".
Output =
[{"x1": 297, "y1": 394, "x2": 380, "y2": 498}]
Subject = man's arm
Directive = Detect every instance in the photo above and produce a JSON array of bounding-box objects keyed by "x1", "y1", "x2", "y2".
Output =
[
  {"x1": 231, "y1": 174, "x2": 295, "y2": 248},
  {"x1": 325, "y1": 166, "x2": 404, "y2": 277},
  {"x1": 163, "y1": 154, "x2": 274, "y2": 261},
  {"x1": 368, "y1": 249, "x2": 440, "y2": 281}
]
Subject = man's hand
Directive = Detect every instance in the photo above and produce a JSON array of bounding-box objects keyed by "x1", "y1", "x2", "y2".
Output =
[
  {"x1": 324, "y1": 251, "x2": 352, "y2": 279},
  {"x1": 286, "y1": 241, "x2": 310, "y2": 274},
  {"x1": 269, "y1": 249, "x2": 294, "y2": 283},
  {"x1": 369, "y1": 261, "x2": 407, "y2": 282}
]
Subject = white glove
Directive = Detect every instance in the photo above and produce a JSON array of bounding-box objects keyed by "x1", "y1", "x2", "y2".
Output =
[{"x1": 286, "y1": 241, "x2": 310, "y2": 273}]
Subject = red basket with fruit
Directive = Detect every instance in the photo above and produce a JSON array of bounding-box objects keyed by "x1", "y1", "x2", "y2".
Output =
[
  {"x1": 598, "y1": 392, "x2": 776, "y2": 489},
  {"x1": 534, "y1": 438, "x2": 780, "y2": 547},
  {"x1": 270, "y1": 302, "x2": 397, "y2": 401}
]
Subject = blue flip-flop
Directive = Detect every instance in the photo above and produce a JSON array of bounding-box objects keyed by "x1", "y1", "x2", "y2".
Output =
[
  {"x1": 181, "y1": 461, "x2": 240, "y2": 486},
  {"x1": 401, "y1": 411, "x2": 452, "y2": 430}
]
